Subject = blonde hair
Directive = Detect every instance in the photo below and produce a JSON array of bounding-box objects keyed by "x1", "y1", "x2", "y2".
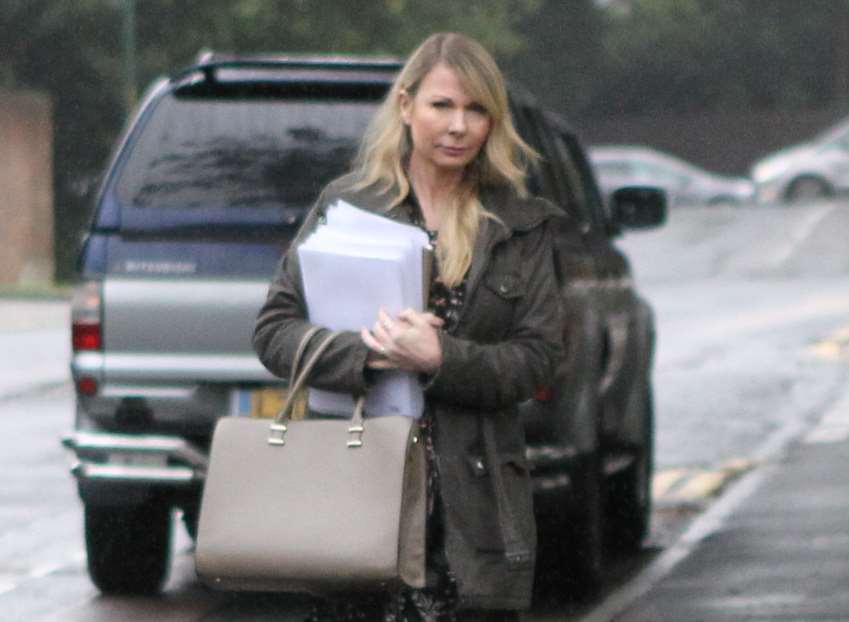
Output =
[{"x1": 353, "y1": 32, "x2": 537, "y2": 287}]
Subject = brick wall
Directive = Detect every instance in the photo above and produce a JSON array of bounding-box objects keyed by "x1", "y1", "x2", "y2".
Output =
[{"x1": 0, "y1": 90, "x2": 54, "y2": 284}]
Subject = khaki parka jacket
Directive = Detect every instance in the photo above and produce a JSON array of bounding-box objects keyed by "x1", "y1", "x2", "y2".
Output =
[{"x1": 253, "y1": 175, "x2": 564, "y2": 610}]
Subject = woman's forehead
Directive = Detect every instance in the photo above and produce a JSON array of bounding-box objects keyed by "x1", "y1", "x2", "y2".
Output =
[{"x1": 416, "y1": 64, "x2": 483, "y2": 102}]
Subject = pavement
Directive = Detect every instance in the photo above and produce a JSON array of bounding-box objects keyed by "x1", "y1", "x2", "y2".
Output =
[
  {"x1": 585, "y1": 388, "x2": 849, "y2": 622},
  {"x1": 4, "y1": 289, "x2": 849, "y2": 620},
  {"x1": 0, "y1": 298, "x2": 70, "y2": 399},
  {"x1": 617, "y1": 201, "x2": 849, "y2": 284}
]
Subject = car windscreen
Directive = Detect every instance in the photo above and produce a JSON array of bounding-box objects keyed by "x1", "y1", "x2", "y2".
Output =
[{"x1": 112, "y1": 92, "x2": 379, "y2": 230}]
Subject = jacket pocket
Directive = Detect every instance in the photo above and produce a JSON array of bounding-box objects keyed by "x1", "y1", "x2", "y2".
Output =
[
  {"x1": 440, "y1": 452, "x2": 535, "y2": 553},
  {"x1": 473, "y1": 272, "x2": 527, "y2": 340},
  {"x1": 493, "y1": 452, "x2": 536, "y2": 556},
  {"x1": 484, "y1": 272, "x2": 526, "y2": 300}
]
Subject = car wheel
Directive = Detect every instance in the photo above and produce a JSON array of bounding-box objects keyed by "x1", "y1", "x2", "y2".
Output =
[
  {"x1": 785, "y1": 176, "x2": 832, "y2": 203},
  {"x1": 567, "y1": 452, "x2": 605, "y2": 595},
  {"x1": 606, "y1": 387, "x2": 654, "y2": 553},
  {"x1": 181, "y1": 503, "x2": 200, "y2": 541},
  {"x1": 534, "y1": 452, "x2": 605, "y2": 602},
  {"x1": 84, "y1": 501, "x2": 172, "y2": 594}
]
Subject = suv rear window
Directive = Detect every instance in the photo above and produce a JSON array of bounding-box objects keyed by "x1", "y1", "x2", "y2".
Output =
[{"x1": 114, "y1": 93, "x2": 379, "y2": 228}]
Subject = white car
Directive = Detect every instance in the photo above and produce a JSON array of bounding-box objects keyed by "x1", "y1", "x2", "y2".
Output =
[
  {"x1": 751, "y1": 116, "x2": 849, "y2": 204},
  {"x1": 590, "y1": 145, "x2": 753, "y2": 208}
]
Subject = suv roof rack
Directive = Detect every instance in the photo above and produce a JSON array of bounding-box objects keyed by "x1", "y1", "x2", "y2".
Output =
[{"x1": 172, "y1": 51, "x2": 403, "y2": 84}]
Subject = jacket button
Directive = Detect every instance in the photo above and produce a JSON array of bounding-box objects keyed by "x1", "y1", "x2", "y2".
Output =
[
  {"x1": 499, "y1": 284, "x2": 508, "y2": 294},
  {"x1": 475, "y1": 459, "x2": 485, "y2": 472}
]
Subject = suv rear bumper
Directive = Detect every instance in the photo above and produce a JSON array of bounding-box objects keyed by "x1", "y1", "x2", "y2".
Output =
[
  {"x1": 62, "y1": 429, "x2": 582, "y2": 495},
  {"x1": 62, "y1": 431, "x2": 208, "y2": 487}
]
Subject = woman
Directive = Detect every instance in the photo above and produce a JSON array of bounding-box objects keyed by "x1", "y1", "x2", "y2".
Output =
[{"x1": 254, "y1": 32, "x2": 563, "y2": 621}]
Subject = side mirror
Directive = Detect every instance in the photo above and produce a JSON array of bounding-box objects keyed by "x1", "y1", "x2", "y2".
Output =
[{"x1": 610, "y1": 186, "x2": 667, "y2": 230}]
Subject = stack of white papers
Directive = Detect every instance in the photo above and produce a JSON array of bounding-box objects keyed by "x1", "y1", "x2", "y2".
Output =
[{"x1": 297, "y1": 200, "x2": 431, "y2": 418}]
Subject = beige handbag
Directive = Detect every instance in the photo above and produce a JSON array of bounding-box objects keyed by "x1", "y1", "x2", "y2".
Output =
[{"x1": 195, "y1": 328, "x2": 426, "y2": 593}]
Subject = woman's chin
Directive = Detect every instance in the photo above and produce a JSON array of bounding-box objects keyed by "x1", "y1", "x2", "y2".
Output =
[{"x1": 432, "y1": 155, "x2": 475, "y2": 172}]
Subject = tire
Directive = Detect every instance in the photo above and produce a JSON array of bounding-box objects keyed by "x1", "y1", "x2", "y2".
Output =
[
  {"x1": 566, "y1": 453, "x2": 605, "y2": 596},
  {"x1": 84, "y1": 501, "x2": 173, "y2": 594},
  {"x1": 606, "y1": 387, "x2": 654, "y2": 553},
  {"x1": 785, "y1": 176, "x2": 832, "y2": 203},
  {"x1": 533, "y1": 453, "x2": 604, "y2": 603},
  {"x1": 181, "y1": 504, "x2": 200, "y2": 541}
]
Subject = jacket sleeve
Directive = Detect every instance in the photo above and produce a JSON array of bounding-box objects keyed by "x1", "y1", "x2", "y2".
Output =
[
  {"x1": 424, "y1": 219, "x2": 563, "y2": 412},
  {"x1": 252, "y1": 189, "x2": 371, "y2": 395}
]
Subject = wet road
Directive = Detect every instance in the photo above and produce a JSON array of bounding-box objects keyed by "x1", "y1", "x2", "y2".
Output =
[{"x1": 3, "y1": 201, "x2": 849, "y2": 619}]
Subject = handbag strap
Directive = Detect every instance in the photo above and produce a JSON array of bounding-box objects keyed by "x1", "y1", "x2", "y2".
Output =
[
  {"x1": 268, "y1": 329, "x2": 367, "y2": 448},
  {"x1": 288, "y1": 325, "x2": 322, "y2": 390}
]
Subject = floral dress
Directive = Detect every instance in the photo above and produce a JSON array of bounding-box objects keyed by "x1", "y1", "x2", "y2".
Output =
[
  {"x1": 381, "y1": 218, "x2": 468, "y2": 622},
  {"x1": 307, "y1": 204, "x2": 468, "y2": 622}
]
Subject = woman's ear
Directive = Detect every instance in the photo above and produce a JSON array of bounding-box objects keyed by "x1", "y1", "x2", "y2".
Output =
[{"x1": 399, "y1": 89, "x2": 412, "y2": 126}]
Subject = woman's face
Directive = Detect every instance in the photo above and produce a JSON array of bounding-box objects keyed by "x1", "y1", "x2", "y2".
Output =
[{"x1": 400, "y1": 64, "x2": 492, "y2": 174}]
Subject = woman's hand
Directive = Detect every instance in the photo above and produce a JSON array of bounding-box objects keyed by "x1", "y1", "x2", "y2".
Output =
[{"x1": 360, "y1": 308, "x2": 444, "y2": 373}]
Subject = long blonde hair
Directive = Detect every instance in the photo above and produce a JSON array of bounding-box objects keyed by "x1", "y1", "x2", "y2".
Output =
[{"x1": 353, "y1": 32, "x2": 537, "y2": 287}]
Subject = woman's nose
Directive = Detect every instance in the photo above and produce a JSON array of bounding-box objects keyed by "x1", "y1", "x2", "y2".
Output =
[{"x1": 448, "y1": 110, "x2": 467, "y2": 135}]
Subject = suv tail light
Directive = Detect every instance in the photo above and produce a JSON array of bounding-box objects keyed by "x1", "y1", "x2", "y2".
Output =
[{"x1": 71, "y1": 281, "x2": 103, "y2": 352}]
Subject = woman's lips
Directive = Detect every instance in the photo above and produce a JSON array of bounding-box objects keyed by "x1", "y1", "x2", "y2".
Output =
[{"x1": 439, "y1": 145, "x2": 468, "y2": 157}]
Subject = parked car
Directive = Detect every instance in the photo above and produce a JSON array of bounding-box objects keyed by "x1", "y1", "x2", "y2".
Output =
[
  {"x1": 63, "y1": 53, "x2": 665, "y2": 597},
  {"x1": 590, "y1": 145, "x2": 754, "y2": 208},
  {"x1": 751, "y1": 116, "x2": 849, "y2": 204}
]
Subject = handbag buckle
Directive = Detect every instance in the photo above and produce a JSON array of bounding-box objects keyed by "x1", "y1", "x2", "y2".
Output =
[
  {"x1": 347, "y1": 424, "x2": 364, "y2": 448},
  {"x1": 268, "y1": 423, "x2": 287, "y2": 446}
]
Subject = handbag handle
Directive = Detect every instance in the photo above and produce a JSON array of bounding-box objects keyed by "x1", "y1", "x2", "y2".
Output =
[
  {"x1": 268, "y1": 329, "x2": 367, "y2": 448},
  {"x1": 288, "y1": 325, "x2": 322, "y2": 390}
]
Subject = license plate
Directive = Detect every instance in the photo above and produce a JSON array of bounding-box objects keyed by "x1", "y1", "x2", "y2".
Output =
[
  {"x1": 107, "y1": 452, "x2": 167, "y2": 467},
  {"x1": 233, "y1": 386, "x2": 307, "y2": 420}
]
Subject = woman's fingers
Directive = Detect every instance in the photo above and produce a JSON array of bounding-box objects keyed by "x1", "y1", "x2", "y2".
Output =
[
  {"x1": 365, "y1": 357, "x2": 395, "y2": 370},
  {"x1": 378, "y1": 308, "x2": 395, "y2": 333},
  {"x1": 360, "y1": 328, "x2": 399, "y2": 369},
  {"x1": 423, "y1": 312, "x2": 445, "y2": 327},
  {"x1": 360, "y1": 327, "x2": 385, "y2": 354},
  {"x1": 371, "y1": 318, "x2": 392, "y2": 346},
  {"x1": 367, "y1": 309, "x2": 443, "y2": 373},
  {"x1": 397, "y1": 308, "x2": 444, "y2": 327}
]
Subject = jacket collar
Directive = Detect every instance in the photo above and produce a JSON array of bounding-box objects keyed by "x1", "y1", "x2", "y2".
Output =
[{"x1": 479, "y1": 183, "x2": 561, "y2": 240}]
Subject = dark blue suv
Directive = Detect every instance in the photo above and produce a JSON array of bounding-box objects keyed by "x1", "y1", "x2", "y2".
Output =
[{"x1": 65, "y1": 53, "x2": 665, "y2": 596}]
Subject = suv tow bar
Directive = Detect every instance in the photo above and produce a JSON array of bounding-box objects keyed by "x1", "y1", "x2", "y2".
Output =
[{"x1": 61, "y1": 432, "x2": 208, "y2": 485}]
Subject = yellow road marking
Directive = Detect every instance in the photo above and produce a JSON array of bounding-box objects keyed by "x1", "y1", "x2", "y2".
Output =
[
  {"x1": 651, "y1": 468, "x2": 689, "y2": 500},
  {"x1": 672, "y1": 471, "x2": 729, "y2": 500},
  {"x1": 652, "y1": 460, "x2": 753, "y2": 503},
  {"x1": 810, "y1": 325, "x2": 849, "y2": 360}
]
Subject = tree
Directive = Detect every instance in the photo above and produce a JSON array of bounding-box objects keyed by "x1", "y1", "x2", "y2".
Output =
[
  {"x1": 588, "y1": 0, "x2": 843, "y2": 116},
  {"x1": 499, "y1": 0, "x2": 606, "y2": 119}
]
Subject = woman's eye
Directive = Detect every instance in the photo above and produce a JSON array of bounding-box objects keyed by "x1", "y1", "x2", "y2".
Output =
[
  {"x1": 468, "y1": 104, "x2": 487, "y2": 115},
  {"x1": 432, "y1": 101, "x2": 450, "y2": 109}
]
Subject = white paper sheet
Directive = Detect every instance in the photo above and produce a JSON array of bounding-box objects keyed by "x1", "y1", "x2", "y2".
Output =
[{"x1": 297, "y1": 200, "x2": 431, "y2": 418}]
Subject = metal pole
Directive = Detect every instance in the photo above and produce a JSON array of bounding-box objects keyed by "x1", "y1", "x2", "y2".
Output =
[
  {"x1": 123, "y1": 0, "x2": 137, "y2": 114},
  {"x1": 838, "y1": 2, "x2": 849, "y2": 115}
]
